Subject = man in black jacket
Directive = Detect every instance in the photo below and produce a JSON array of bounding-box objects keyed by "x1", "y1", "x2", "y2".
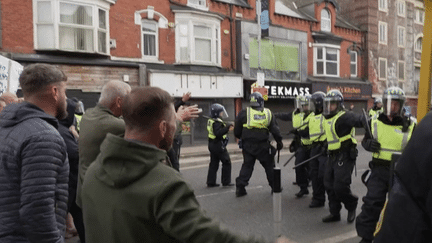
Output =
[
  {"x1": 234, "y1": 92, "x2": 283, "y2": 197},
  {"x1": 0, "y1": 63, "x2": 69, "y2": 242}
]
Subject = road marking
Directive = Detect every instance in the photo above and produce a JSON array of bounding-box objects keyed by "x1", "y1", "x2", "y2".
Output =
[
  {"x1": 196, "y1": 185, "x2": 264, "y2": 198},
  {"x1": 314, "y1": 230, "x2": 358, "y2": 243}
]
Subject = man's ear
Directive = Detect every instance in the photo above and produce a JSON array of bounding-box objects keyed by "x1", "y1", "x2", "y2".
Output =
[
  {"x1": 159, "y1": 120, "x2": 167, "y2": 138},
  {"x1": 116, "y1": 96, "x2": 122, "y2": 109},
  {"x1": 51, "y1": 85, "x2": 59, "y2": 101}
]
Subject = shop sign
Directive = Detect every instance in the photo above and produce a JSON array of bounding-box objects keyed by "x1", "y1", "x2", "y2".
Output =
[
  {"x1": 264, "y1": 81, "x2": 311, "y2": 99},
  {"x1": 312, "y1": 82, "x2": 372, "y2": 100}
]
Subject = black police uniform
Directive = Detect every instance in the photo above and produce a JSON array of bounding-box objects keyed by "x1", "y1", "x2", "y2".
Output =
[
  {"x1": 234, "y1": 107, "x2": 283, "y2": 192},
  {"x1": 294, "y1": 112, "x2": 312, "y2": 196},
  {"x1": 324, "y1": 111, "x2": 365, "y2": 221},
  {"x1": 355, "y1": 114, "x2": 414, "y2": 241},
  {"x1": 207, "y1": 118, "x2": 232, "y2": 186}
]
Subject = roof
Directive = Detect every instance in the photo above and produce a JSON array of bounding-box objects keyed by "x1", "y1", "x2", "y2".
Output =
[
  {"x1": 295, "y1": 0, "x2": 339, "y2": 10},
  {"x1": 275, "y1": 0, "x2": 316, "y2": 21}
]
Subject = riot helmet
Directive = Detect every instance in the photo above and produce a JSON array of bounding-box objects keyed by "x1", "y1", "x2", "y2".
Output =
[
  {"x1": 75, "y1": 100, "x2": 85, "y2": 115},
  {"x1": 382, "y1": 86, "x2": 406, "y2": 118},
  {"x1": 310, "y1": 91, "x2": 326, "y2": 114},
  {"x1": 374, "y1": 97, "x2": 383, "y2": 109},
  {"x1": 295, "y1": 95, "x2": 304, "y2": 111},
  {"x1": 249, "y1": 92, "x2": 264, "y2": 108},
  {"x1": 323, "y1": 89, "x2": 344, "y2": 117},
  {"x1": 210, "y1": 103, "x2": 228, "y2": 118}
]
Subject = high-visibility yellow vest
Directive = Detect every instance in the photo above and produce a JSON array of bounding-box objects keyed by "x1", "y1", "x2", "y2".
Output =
[
  {"x1": 75, "y1": 114, "x2": 82, "y2": 132},
  {"x1": 325, "y1": 111, "x2": 357, "y2": 151},
  {"x1": 369, "y1": 107, "x2": 383, "y2": 117},
  {"x1": 371, "y1": 117, "x2": 415, "y2": 161},
  {"x1": 243, "y1": 107, "x2": 271, "y2": 129},
  {"x1": 292, "y1": 112, "x2": 304, "y2": 129},
  {"x1": 300, "y1": 112, "x2": 314, "y2": 146},
  {"x1": 207, "y1": 118, "x2": 227, "y2": 139},
  {"x1": 309, "y1": 113, "x2": 327, "y2": 143}
]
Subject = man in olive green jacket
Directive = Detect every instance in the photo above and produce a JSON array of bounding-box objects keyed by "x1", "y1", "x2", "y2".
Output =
[{"x1": 81, "y1": 87, "x2": 292, "y2": 243}]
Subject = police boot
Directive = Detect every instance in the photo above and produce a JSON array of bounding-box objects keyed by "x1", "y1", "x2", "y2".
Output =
[
  {"x1": 309, "y1": 200, "x2": 325, "y2": 208},
  {"x1": 359, "y1": 238, "x2": 372, "y2": 243},
  {"x1": 295, "y1": 188, "x2": 309, "y2": 198},
  {"x1": 322, "y1": 214, "x2": 341, "y2": 223},
  {"x1": 347, "y1": 209, "x2": 356, "y2": 223},
  {"x1": 236, "y1": 187, "x2": 247, "y2": 197}
]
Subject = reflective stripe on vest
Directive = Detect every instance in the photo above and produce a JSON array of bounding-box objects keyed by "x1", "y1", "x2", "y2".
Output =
[
  {"x1": 207, "y1": 118, "x2": 227, "y2": 139},
  {"x1": 75, "y1": 114, "x2": 82, "y2": 132},
  {"x1": 371, "y1": 118, "x2": 414, "y2": 161},
  {"x1": 293, "y1": 112, "x2": 304, "y2": 129},
  {"x1": 309, "y1": 113, "x2": 326, "y2": 143},
  {"x1": 301, "y1": 112, "x2": 314, "y2": 145},
  {"x1": 243, "y1": 107, "x2": 271, "y2": 129},
  {"x1": 325, "y1": 111, "x2": 357, "y2": 151},
  {"x1": 369, "y1": 107, "x2": 383, "y2": 117}
]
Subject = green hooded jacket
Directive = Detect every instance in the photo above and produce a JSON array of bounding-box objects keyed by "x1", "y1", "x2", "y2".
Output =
[{"x1": 82, "y1": 134, "x2": 267, "y2": 243}]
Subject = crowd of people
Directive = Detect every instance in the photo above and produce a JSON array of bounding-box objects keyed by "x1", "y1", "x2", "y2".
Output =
[{"x1": 0, "y1": 62, "x2": 430, "y2": 243}]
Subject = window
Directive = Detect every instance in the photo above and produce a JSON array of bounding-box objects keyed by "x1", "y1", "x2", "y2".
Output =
[
  {"x1": 350, "y1": 51, "x2": 357, "y2": 77},
  {"x1": 397, "y1": 26, "x2": 405, "y2": 47},
  {"x1": 398, "y1": 61, "x2": 405, "y2": 81},
  {"x1": 175, "y1": 13, "x2": 221, "y2": 65},
  {"x1": 141, "y1": 20, "x2": 158, "y2": 58},
  {"x1": 379, "y1": 58, "x2": 387, "y2": 80},
  {"x1": 314, "y1": 45, "x2": 339, "y2": 77},
  {"x1": 379, "y1": 22, "x2": 387, "y2": 45},
  {"x1": 379, "y1": 0, "x2": 388, "y2": 12},
  {"x1": 397, "y1": 1, "x2": 406, "y2": 17},
  {"x1": 187, "y1": 0, "x2": 208, "y2": 11},
  {"x1": 415, "y1": 9, "x2": 425, "y2": 24},
  {"x1": 415, "y1": 37, "x2": 423, "y2": 51},
  {"x1": 321, "y1": 9, "x2": 331, "y2": 32},
  {"x1": 249, "y1": 39, "x2": 300, "y2": 80},
  {"x1": 34, "y1": 0, "x2": 110, "y2": 54}
]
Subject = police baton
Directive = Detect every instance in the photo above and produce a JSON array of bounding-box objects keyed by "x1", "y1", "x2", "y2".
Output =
[
  {"x1": 292, "y1": 152, "x2": 323, "y2": 169},
  {"x1": 283, "y1": 153, "x2": 296, "y2": 167},
  {"x1": 362, "y1": 108, "x2": 374, "y2": 139},
  {"x1": 273, "y1": 149, "x2": 282, "y2": 237}
]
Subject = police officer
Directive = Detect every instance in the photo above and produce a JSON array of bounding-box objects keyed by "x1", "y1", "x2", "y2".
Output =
[
  {"x1": 72, "y1": 98, "x2": 85, "y2": 132},
  {"x1": 293, "y1": 94, "x2": 314, "y2": 198},
  {"x1": 234, "y1": 92, "x2": 283, "y2": 197},
  {"x1": 356, "y1": 87, "x2": 415, "y2": 243},
  {"x1": 322, "y1": 90, "x2": 366, "y2": 223},
  {"x1": 368, "y1": 97, "x2": 383, "y2": 117},
  {"x1": 308, "y1": 91, "x2": 327, "y2": 208},
  {"x1": 206, "y1": 103, "x2": 234, "y2": 187},
  {"x1": 274, "y1": 95, "x2": 305, "y2": 186}
]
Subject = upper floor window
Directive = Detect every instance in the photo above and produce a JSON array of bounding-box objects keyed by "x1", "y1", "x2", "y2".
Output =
[
  {"x1": 34, "y1": 0, "x2": 110, "y2": 54},
  {"x1": 321, "y1": 9, "x2": 331, "y2": 32},
  {"x1": 415, "y1": 37, "x2": 423, "y2": 51},
  {"x1": 379, "y1": 21, "x2": 387, "y2": 45},
  {"x1": 397, "y1": 26, "x2": 405, "y2": 47},
  {"x1": 349, "y1": 51, "x2": 357, "y2": 78},
  {"x1": 397, "y1": 1, "x2": 406, "y2": 17},
  {"x1": 314, "y1": 44, "x2": 339, "y2": 77},
  {"x1": 141, "y1": 20, "x2": 158, "y2": 58},
  {"x1": 187, "y1": 0, "x2": 208, "y2": 11},
  {"x1": 175, "y1": 12, "x2": 221, "y2": 65},
  {"x1": 415, "y1": 9, "x2": 425, "y2": 24},
  {"x1": 379, "y1": 0, "x2": 388, "y2": 12},
  {"x1": 398, "y1": 61, "x2": 405, "y2": 81}
]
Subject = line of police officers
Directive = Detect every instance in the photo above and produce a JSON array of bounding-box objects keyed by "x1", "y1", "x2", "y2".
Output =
[{"x1": 206, "y1": 86, "x2": 415, "y2": 243}]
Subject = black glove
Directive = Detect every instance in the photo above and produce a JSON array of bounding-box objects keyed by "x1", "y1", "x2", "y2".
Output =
[
  {"x1": 364, "y1": 139, "x2": 381, "y2": 152},
  {"x1": 277, "y1": 141, "x2": 284, "y2": 151}
]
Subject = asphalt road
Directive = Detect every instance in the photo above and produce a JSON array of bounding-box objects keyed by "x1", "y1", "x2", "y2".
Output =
[
  {"x1": 179, "y1": 146, "x2": 371, "y2": 243},
  {"x1": 66, "y1": 145, "x2": 372, "y2": 243}
]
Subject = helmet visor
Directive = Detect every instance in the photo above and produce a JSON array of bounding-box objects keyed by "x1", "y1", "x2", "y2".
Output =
[
  {"x1": 75, "y1": 101, "x2": 85, "y2": 115},
  {"x1": 323, "y1": 97, "x2": 340, "y2": 116},
  {"x1": 383, "y1": 95, "x2": 405, "y2": 117},
  {"x1": 308, "y1": 99, "x2": 316, "y2": 114},
  {"x1": 220, "y1": 107, "x2": 229, "y2": 118}
]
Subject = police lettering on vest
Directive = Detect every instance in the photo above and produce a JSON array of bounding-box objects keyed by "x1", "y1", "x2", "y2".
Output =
[{"x1": 243, "y1": 107, "x2": 272, "y2": 129}]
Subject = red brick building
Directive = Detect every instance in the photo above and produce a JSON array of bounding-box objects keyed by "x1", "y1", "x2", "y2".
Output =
[{"x1": 0, "y1": 0, "x2": 369, "y2": 140}]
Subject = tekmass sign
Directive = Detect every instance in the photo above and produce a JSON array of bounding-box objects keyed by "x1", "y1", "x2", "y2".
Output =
[
  {"x1": 264, "y1": 81, "x2": 311, "y2": 99},
  {"x1": 0, "y1": 55, "x2": 23, "y2": 95}
]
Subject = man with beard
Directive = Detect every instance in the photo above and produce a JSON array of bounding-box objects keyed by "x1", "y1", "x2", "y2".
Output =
[
  {"x1": 0, "y1": 63, "x2": 69, "y2": 242},
  {"x1": 81, "y1": 87, "x2": 293, "y2": 243}
]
